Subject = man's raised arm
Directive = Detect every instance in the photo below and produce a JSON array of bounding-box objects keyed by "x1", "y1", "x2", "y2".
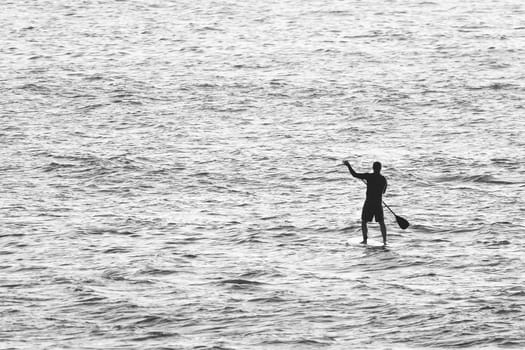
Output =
[{"x1": 343, "y1": 160, "x2": 366, "y2": 179}]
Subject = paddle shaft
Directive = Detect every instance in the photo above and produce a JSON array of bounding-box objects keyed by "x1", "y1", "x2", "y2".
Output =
[{"x1": 382, "y1": 201, "x2": 397, "y2": 217}]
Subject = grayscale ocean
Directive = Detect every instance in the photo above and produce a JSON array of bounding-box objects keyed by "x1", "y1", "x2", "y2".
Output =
[{"x1": 1, "y1": 0, "x2": 524, "y2": 349}]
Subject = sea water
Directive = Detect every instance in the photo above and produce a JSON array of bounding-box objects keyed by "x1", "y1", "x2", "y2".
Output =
[{"x1": 1, "y1": 0, "x2": 524, "y2": 348}]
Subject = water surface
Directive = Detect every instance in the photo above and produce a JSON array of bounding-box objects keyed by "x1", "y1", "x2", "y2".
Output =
[{"x1": 1, "y1": 0, "x2": 524, "y2": 348}]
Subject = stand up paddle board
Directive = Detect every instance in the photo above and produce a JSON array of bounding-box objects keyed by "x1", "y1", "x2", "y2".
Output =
[{"x1": 346, "y1": 237, "x2": 388, "y2": 248}]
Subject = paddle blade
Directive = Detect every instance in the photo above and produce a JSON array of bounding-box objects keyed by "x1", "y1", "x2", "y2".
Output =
[{"x1": 396, "y1": 215, "x2": 410, "y2": 230}]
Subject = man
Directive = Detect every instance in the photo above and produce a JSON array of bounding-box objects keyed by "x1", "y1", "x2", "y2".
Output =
[{"x1": 343, "y1": 160, "x2": 388, "y2": 245}]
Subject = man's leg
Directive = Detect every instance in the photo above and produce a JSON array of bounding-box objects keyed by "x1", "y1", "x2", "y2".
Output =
[
  {"x1": 379, "y1": 220, "x2": 387, "y2": 245},
  {"x1": 361, "y1": 202, "x2": 370, "y2": 244},
  {"x1": 361, "y1": 220, "x2": 368, "y2": 244}
]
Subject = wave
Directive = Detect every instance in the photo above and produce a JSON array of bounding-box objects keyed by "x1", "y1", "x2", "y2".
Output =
[
  {"x1": 260, "y1": 338, "x2": 333, "y2": 346},
  {"x1": 17, "y1": 83, "x2": 51, "y2": 93},
  {"x1": 466, "y1": 82, "x2": 520, "y2": 91},
  {"x1": 39, "y1": 154, "x2": 149, "y2": 182},
  {"x1": 435, "y1": 174, "x2": 519, "y2": 185},
  {"x1": 219, "y1": 279, "x2": 265, "y2": 286},
  {"x1": 248, "y1": 296, "x2": 286, "y2": 303},
  {"x1": 131, "y1": 331, "x2": 179, "y2": 341},
  {"x1": 80, "y1": 228, "x2": 137, "y2": 236}
]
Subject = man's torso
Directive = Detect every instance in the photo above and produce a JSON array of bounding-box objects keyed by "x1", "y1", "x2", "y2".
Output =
[{"x1": 364, "y1": 173, "x2": 386, "y2": 204}]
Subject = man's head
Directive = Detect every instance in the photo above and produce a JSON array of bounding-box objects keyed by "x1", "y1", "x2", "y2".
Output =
[{"x1": 373, "y1": 161, "x2": 382, "y2": 174}]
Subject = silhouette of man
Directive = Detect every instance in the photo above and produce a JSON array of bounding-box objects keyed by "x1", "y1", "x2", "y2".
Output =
[{"x1": 343, "y1": 160, "x2": 388, "y2": 245}]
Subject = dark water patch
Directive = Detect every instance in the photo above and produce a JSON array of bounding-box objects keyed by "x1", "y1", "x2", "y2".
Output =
[
  {"x1": 78, "y1": 103, "x2": 108, "y2": 111},
  {"x1": 12, "y1": 265, "x2": 48, "y2": 272},
  {"x1": 433, "y1": 336, "x2": 505, "y2": 348},
  {"x1": 111, "y1": 98, "x2": 143, "y2": 106},
  {"x1": 29, "y1": 55, "x2": 51, "y2": 60},
  {"x1": 131, "y1": 315, "x2": 177, "y2": 327},
  {"x1": 469, "y1": 175, "x2": 518, "y2": 184},
  {"x1": 435, "y1": 174, "x2": 517, "y2": 185},
  {"x1": 18, "y1": 83, "x2": 51, "y2": 93},
  {"x1": 193, "y1": 83, "x2": 218, "y2": 89},
  {"x1": 192, "y1": 345, "x2": 236, "y2": 350},
  {"x1": 428, "y1": 238, "x2": 451, "y2": 243},
  {"x1": 193, "y1": 171, "x2": 211, "y2": 177},
  {"x1": 103, "y1": 247, "x2": 130, "y2": 254},
  {"x1": 260, "y1": 215, "x2": 283, "y2": 221},
  {"x1": 386, "y1": 282, "x2": 434, "y2": 295},
  {"x1": 131, "y1": 331, "x2": 179, "y2": 342},
  {"x1": 130, "y1": 278, "x2": 155, "y2": 285},
  {"x1": 73, "y1": 296, "x2": 108, "y2": 306},
  {"x1": 235, "y1": 237, "x2": 264, "y2": 244},
  {"x1": 162, "y1": 236, "x2": 204, "y2": 245},
  {"x1": 343, "y1": 33, "x2": 380, "y2": 40},
  {"x1": 477, "y1": 239, "x2": 511, "y2": 247},
  {"x1": 407, "y1": 224, "x2": 441, "y2": 234},
  {"x1": 1, "y1": 283, "x2": 33, "y2": 289},
  {"x1": 139, "y1": 267, "x2": 179, "y2": 276},
  {"x1": 261, "y1": 338, "x2": 333, "y2": 346},
  {"x1": 81, "y1": 228, "x2": 137, "y2": 236},
  {"x1": 101, "y1": 269, "x2": 128, "y2": 281},
  {"x1": 4, "y1": 242, "x2": 29, "y2": 249},
  {"x1": 237, "y1": 269, "x2": 280, "y2": 279},
  {"x1": 497, "y1": 338, "x2": 525, "y2": 347},
  {"x1": 219, "y1": 279, "x2": 265, "y2": 286},
  {"x1": 466, "y1": 82, "x2": 520, "y2": 91},
  {"x1": 42, "y1": 162, "x2": 77, "y2": 172},
  {"x1": 0, "y1": 233, "x2": 26, "y2": 238},
  {"x1": 41, "y1": 154, "x2": 145, "y2": 179},
  {"x1": 497, "y1": 286, "x2": 525, "y2": 297},
  {"x1": 267, "y1": 225, "x2": 297, "y2": 233},
  {"x1": 490, "y1": 157, "x2": 522, "y2": 170},
  {"x1": 110, "y1": 313, "x2": 176, "y2": 327},
  {"x1": 83, "y1": 74, "x2": 105, "y2": 81},
  {"x1": 494, "y1": 305, "x2": 522, "y2": 314},
  {"x1": 213, "y1": 107, "x2": 249, "y2": 113},
  {"x1": 52, "y1": 276, "x2": 74, "y2": 284},
  {"x1": 248, "y1": 296, "x2": 286, "y2": 303},
  {"x1": 406, "y1": 272, "x2": 438, "y2": 278}
]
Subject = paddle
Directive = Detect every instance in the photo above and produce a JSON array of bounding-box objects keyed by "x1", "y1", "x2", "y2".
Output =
[
  {"x1": 382, "y1": 201, "x2": 410, "y2": 230},
  {"x1": 341, "y1": 162, "x2": 410, "y2": 230}
]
